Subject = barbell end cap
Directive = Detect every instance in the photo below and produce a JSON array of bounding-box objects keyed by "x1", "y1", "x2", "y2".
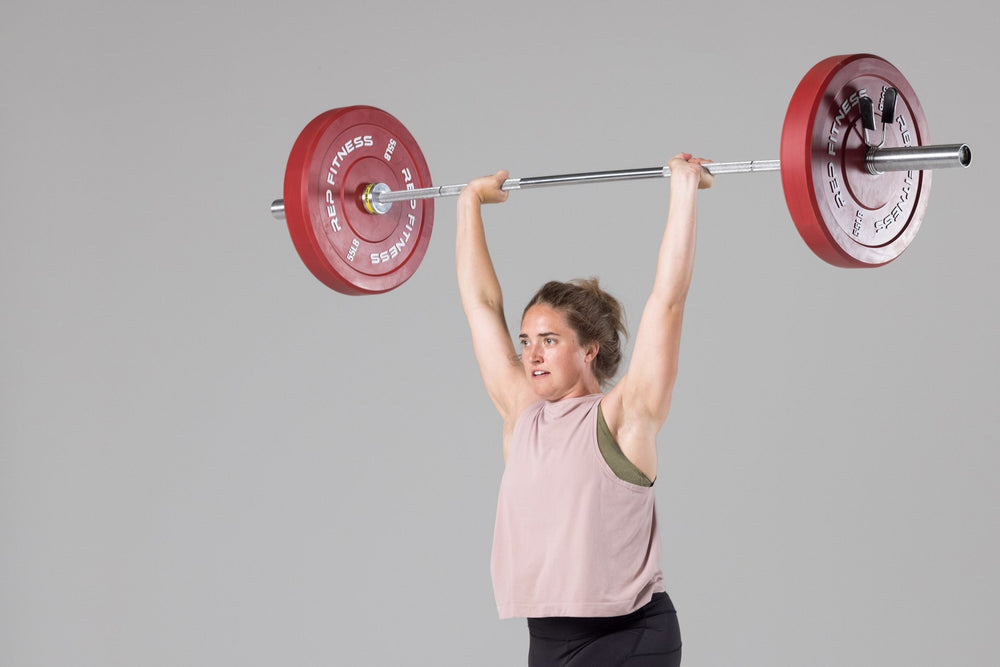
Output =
[
  {"x1": 959, "y1": 144, "x2": 973, "y2": 167},
  {"x1": 271, "y1": 199, "x2": 285, "y2": 220}
]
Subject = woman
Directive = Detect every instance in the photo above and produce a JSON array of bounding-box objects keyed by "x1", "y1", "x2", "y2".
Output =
[{"x1": 456, "y1": 154, "x2": 713, "y2": 666}]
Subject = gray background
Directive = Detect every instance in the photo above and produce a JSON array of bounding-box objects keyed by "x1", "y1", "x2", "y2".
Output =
[{"x1": 2, "y1": 1, "x2": 996, "y2": 665}]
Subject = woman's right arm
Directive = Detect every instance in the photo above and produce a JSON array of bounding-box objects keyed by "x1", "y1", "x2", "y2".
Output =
[{"x1": 456, "y1": 171, "x2": 534, "y2": 423}]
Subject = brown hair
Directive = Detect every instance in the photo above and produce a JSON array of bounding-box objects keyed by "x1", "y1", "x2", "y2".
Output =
[{"x1": 522, "y1": 278, "x2": 627, "y2": 387}]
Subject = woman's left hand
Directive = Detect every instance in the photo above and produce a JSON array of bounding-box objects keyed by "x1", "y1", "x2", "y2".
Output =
[{"x1": 668, "y1": 153, "x2": 714, "y2": 190}]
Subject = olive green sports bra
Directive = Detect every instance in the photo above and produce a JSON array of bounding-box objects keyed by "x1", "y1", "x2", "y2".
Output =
[{"x1": 596, "y1": 404, "x2": 654, "y2": 487}]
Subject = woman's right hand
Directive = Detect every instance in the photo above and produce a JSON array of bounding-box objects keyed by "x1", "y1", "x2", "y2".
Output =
[{"x1": 459, "y1": 170, "x2": 510, "y2": 205}]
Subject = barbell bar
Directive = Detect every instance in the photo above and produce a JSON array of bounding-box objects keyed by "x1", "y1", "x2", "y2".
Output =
[
  {"x1": 270, "y1": 142, "x2": 972, "y2": 218},
  {"x1": 271, "y1": 53, "x2": 973, "y2": 295},
  {"x1": 269, "y1": 161, "x2": 783, "y2": 219}
]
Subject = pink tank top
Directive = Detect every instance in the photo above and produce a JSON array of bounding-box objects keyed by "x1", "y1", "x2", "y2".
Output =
[{"x1": 491, "y1": 393, "x2": 665, "y2": 619}]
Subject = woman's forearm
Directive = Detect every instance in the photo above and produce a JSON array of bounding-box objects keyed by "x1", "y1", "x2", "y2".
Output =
[
  {"x1": 455, "y1": 171, "x2": 510, "y2": 313},
  {"x1": 456, "y1": 195, "x2": 504, "y2": 312}
]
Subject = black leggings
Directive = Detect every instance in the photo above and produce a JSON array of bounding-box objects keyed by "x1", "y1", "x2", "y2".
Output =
[{"x1": 526, "y1": 592, "x2": 682, "y2": 667}]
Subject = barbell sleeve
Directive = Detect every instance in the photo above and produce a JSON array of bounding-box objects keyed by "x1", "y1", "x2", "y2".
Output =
[{"x1": 866, "y1": 143, "x2": 972, "y2": 175}]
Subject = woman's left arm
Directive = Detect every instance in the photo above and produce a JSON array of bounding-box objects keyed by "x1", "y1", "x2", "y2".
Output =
[{"x1": 602, "y1": 154, "x2": 713, "y2": 477}]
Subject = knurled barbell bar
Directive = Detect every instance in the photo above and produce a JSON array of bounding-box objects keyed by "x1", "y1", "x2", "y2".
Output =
[{"x1": 270, "y1": 54, "x2": 972, "y2": 295}]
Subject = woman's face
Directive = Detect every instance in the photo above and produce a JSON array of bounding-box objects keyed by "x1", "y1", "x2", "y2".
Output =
[{"x1": 519, "y1": 304, "x2": 599, "y2": 401}]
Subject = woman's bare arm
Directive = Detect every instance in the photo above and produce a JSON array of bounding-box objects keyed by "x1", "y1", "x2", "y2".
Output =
[
  {"x1": 603, "y1": 154, "x2": 714, "y2": 479},
  {"x1": 456, "y1": 171, "x2": 535, "y2": 425}
]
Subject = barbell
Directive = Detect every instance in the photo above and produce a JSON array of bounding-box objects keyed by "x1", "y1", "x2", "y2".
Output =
[{"x1": 270, "y1": 53, "x2": 972, "y2": 295}]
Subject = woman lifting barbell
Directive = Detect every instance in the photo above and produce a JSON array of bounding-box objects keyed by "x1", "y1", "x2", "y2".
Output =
[{"x1": 456, "y1": 153, "x2": 714, "y2": 667}]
